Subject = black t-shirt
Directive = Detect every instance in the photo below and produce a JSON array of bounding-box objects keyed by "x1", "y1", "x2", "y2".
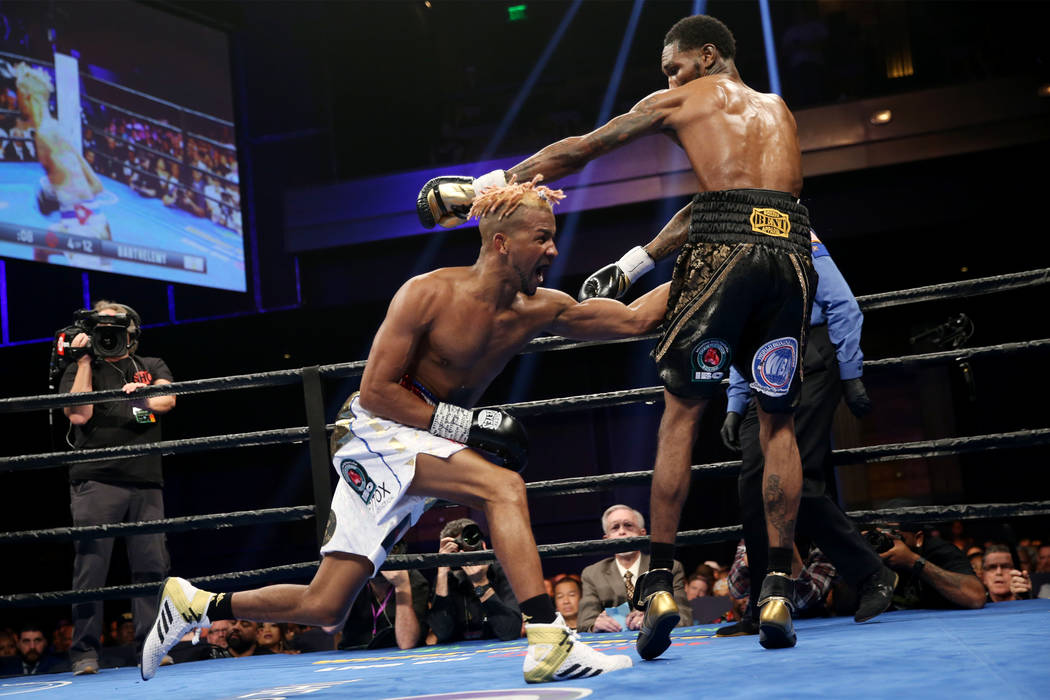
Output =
[
  {"x1": 60, "y1": 355, "x2": 173, "y2": 486},
  {"x1": 893, "y1": 535, "x2": 977, "y2": 609}
]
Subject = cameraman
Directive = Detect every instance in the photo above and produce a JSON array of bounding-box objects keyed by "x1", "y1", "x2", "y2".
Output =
[
  {"x1": 59, "y1": 300, "x2": 175, "y2": 675},
  {"x1": 427, "y1": 518, "x2": 521, "y2": 643},
  {"x1": 867, "y1": 518, "x2": 985, "y2": 611}
]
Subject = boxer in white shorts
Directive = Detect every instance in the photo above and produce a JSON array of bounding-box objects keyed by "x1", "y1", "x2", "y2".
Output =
[{"x1": 142, "y1": 176, "x2": 678, "y2": 684}]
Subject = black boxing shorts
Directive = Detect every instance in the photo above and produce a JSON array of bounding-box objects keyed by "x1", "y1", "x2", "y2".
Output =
[{"x1": 652, "y1": 189, "x2": 817, "y2": 413}]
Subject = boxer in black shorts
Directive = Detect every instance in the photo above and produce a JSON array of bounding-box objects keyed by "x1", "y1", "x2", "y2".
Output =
[
  {"x1": 417, "y1": 14, "x2": 814, "y2": 654},
  {"x1": 655, "y1": 189, "x2": 815, "y2": 413}
]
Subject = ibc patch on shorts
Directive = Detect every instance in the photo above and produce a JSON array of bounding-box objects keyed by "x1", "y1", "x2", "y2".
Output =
[
  {"x1": 339, "y1": 458, "x2": 377, "y2": 504},
  {"x1": 749, "y1": 337, "x2": 798, "y2": 397},
  {"x1": 692, "y1": 338, "x2": 730, "y2": 381}
]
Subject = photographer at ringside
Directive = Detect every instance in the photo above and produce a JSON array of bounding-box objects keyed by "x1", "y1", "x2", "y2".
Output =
[
  {"x1": 58, "y1": 300, "x2": 175, "y2": 675},
  {"x1": 427, "y1": 518, "x2": 522, "y2": 643},
  {"x1": 863, "y1": 506, "x2": 985, "y2": 612}
]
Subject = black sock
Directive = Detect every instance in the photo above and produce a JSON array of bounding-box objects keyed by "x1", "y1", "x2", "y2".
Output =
[
  {"x1": 206, "y1": 591, "x2": 234, "y2": 621},
  {"x1": 767, "y1": 546, "x2": 793, "y2": 574},
  {"x1": 520, "y1": 593, "x2": 556, "y2": 624},
  {"x1": 649, "y1": 542, "x2": 676, "y2": 572}
]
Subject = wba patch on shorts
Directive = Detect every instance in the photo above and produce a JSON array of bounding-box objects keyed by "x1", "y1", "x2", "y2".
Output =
[{"x1": 749, "y1": 337, "x2": 798, "y2": 397}]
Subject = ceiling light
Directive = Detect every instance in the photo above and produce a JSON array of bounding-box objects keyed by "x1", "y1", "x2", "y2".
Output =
[{"x1": 869, "y1": 109, "x2": 893, "y2": 125}]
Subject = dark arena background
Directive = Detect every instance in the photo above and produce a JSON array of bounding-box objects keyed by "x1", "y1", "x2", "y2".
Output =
[{"x1": 1, "y1": 1, "x2": 1049, "y2": 698}]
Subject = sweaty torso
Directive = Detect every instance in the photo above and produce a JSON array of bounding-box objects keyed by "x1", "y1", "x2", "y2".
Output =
[
  {"x1": 664, "y1": 75, "x2": 802, "y2": 196},
  {"x1": 407, "y1": 269, "x2": 562, "y2": 407}
]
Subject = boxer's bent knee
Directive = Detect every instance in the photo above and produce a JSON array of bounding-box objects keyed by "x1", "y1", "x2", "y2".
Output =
[{"x1": 485, "y1": 468, "x2": 527, "y2": 510}]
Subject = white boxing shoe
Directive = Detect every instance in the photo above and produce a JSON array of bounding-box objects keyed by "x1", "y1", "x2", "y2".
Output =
[
  {"x1": 140, "y1": 577, "x2": 215, "y2": 680},
  {"x1": 523, "y1": 613, "x2": 633, "y2": 683}
]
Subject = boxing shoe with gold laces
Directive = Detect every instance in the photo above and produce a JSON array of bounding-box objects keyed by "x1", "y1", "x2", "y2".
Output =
[
  {"x1": 633, "y1": 568, "x2": 680, "y2": 660},
  {"x1": 523, "y1": 613, "x2": 632, "y2": 683},
  {"x1": 757, "y1": 571, "x2": 797, "y2": 649},
  {"x1": 140, "y1": 577, "x2": 215, "y2": 680}
]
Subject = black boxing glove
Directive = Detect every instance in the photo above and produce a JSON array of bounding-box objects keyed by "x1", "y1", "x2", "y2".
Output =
[
  {"x1": 416, "y1": 170, "x2": 507, "y2": 229},
  {"x1": 720, "y1": 411, "x2": 743, "y2": 452},
  {"x1": 577, "y1": 246, "x2": 656, "y2": 301},
  {"x1": 429, "y1": 402, "x2": 528, "y2": 472},
  {"x1": 842, "y1": 377, "x2": 872, "y2": 418}
]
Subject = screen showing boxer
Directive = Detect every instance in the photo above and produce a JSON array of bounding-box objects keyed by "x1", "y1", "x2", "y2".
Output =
[{"x1": 0, "y1": 0, "x2": 246, "y2": 292}]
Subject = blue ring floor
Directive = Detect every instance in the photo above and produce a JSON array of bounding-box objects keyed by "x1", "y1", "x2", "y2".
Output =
[{"x1": 3, "y1": 599, "x2": 1046, "y2": 700}]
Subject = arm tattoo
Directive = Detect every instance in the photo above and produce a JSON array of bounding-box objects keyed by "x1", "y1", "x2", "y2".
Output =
[
  {"x1": 920, "y1": 560, "x2": 982, "y2": 607},
  {"x1": 763, "y1": 474, "x2": 797, "y2": 549},
  {"x1": 644, "y1": 203, "x2": 691, "y2": 261},
  {"x1": 510, "y1": 109, "x2": 666, "y2": 182}
]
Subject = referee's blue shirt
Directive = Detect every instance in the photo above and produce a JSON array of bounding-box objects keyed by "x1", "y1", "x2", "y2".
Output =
[{"x1": 726, "y1": 231, "x2": 864, "y2": 415}]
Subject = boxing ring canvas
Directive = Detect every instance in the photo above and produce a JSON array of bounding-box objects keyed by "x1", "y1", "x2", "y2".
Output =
[{"x1": 4, "y1": 600, "x2": 1046, "y2": 700}]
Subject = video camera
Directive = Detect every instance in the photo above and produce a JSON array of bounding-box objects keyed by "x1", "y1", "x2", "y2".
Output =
[{"x1": 48, "y1": 307, "x2": 141, "y2": 390}]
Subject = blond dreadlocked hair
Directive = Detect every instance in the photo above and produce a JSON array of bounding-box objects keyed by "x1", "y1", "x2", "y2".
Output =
[{"x1": 468, "y1": 174, "x2": 565, "y2": 222}]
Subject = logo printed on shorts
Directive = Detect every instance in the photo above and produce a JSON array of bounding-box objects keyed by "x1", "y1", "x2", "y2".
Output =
[
  {"x1": 476, "y1": 410, "x2": 502, "y2": 431},
  {"x1": 691, "y1": 339, "x2": 730, "y2": 381},
  {"x1": 339, "y1": 458, "x2": 377, "y2": 504},
  {"x1": 749, "y1": 337, "x2": 798, "y2": 397},
  {"x1": 749, "y1": 207, "x2": 791, "y2": 238}
]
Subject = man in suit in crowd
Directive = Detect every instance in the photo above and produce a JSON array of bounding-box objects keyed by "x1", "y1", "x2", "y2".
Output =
[{"x1": 578, "y1": 505, "x2": 692, "y2": 633}]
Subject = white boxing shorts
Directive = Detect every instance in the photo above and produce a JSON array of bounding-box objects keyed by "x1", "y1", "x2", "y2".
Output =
[{"x1": 319, "y1": 391, "x2": 466, "y2": 570}]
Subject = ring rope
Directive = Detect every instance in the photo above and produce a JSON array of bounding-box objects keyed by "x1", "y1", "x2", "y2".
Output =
[
  {"x1": 517, "y1": 268, "x2": 1050, "y2": 355},
  {"x1": 3, "y1": 372, "x2": 1047, "y2": 475},
  {"x1": 0, "y1": 427, "x2": 309, "y2": 473},
  {"x1": 524, "y1": 428, "x2": 1050, "y2": 497},
  {"x1": 3, "y1": 337, "x2": 1044, "y2": 421},
  {"x1": 0, "y1": 506, "x2": 315, "y2": 544},
  {"x1": 6, "y1": 428, "x2": 1044, "y2": 542},
  {"x1": 1, "y1": 267, "x2": 1045, "y2": 415},
  {"x1": 4, "y1": 501, "x2": 1048, "y2": 608}
]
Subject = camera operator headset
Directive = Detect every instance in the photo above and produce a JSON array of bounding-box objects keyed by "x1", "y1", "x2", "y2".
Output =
[{"x1": 56, "y1": 300, "x2": 176, "y2": 674}]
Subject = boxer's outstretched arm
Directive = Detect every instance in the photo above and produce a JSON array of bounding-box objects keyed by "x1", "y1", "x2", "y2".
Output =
[
  {"x1": 546, "y1": 282, "x2": 670, "y2": 340},
  {"x1": 359, "y1": 277, "x2": 438, "y2": 429},
  {"x1": 508, "y1": 90, "x2": 680, "y2": 184}
]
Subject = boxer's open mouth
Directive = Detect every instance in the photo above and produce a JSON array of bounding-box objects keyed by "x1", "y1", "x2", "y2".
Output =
[{"x1": 536, "y1": 265, "x2": 549, "y2": 284}]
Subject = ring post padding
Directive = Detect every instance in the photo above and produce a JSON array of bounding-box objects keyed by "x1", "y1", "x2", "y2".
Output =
[{"x1": 302, "y1": 366, "x2": 333, "y2": 548}]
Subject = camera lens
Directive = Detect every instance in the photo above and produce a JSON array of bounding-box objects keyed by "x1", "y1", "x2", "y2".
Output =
[
  {"x1": 98, "y1": 327, "x2": 118, "y2": 351},
  {"x1": 459, "y1": 524, "x2": 483, "y2": 550}
]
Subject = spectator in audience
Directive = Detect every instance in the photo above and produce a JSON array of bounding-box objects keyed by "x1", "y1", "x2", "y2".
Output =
[
  {"x1": 1034, "y1": 544, "x2": 1050, "y2": 573},
  {"x1": 340, "y1": 567, "x2": 429, "y2": 650},
  {"x1": 578, "y1": 505, "x2": 691, "y2": 633},
  {"x1": 948, "y1": 520, "x2": 973, "y2": 553},
  {"x1": 870, "y1": 520, "x2": 985, "y2": 610},
  {"x1": 0, "y1": 630, "x2": 16, "y2": 658},
  {"x1": 428, "y1": 518, "x2": 521, "y2": 644},
  {"x1": 226, "y1": 620, "x2": 270, "y2": 658},
  {"x1": 552, "y1": 575, "x2": 582, "y2": 631},
  {"x1": 0, "y1": 625, "x2": 69, "y2": 676},
  {"x1": 724, "y1": 538, "x2": 836, "y2": 617},
  {"x1": 177, "y1": 168, "x2": 207, "y2": 217},
  {"x1": 969, "y1": 549, "x2": 984, "y2": 578},
  {"x1": 685, "y1": 574, "x2": 710, "y2": 600},
  {"x1": 114, "y1": 612, "x2": 135, "y2": 646},
  {"x1": 206, "y1": 619, "x2": 232, "y2": 649},
  {"x1": 285, "y1": 624, "x2": 335, "y2": 654},
  {"x1": 1017, "y1": 545, "x2": 1036, "y2": 574},
  {"x1": 257, "y1": 623, "x2": 293, "y2": 654},
  {"x1": 51, "y1": 621, "x2": 72, "y2": 656},
  {"x1": 982, "y1": 545, "x2": 1032, "y2": 602}
]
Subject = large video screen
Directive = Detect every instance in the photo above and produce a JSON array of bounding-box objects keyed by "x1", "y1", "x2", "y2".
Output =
[{"x1": 0, "y1": 1, "x2": 245, "y2": 291}]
